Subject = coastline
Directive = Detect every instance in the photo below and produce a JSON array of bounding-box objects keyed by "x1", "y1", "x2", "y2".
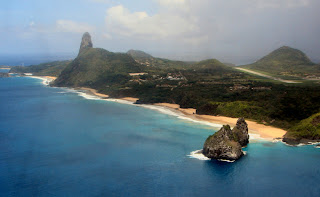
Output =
[
  {"x1": 28, "y1": 75, "x2": 286, "y2": 142},
  {"x1": 153, "y1": 103, "x2": 286, "y2": 140},
  {"x1": 76, "y1": 85, "x2": 286, "y2": 141},
  {"x1": 28, "y1": 76, "x2": 57, "y2": 85},
  {"x1": 77, "y1": 87, "x2": 109, "y2": 98}
]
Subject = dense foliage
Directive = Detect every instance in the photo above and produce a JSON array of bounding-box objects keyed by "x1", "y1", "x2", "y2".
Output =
[
  {"x1": 285, "y1": 113, "x2": 320, "y2": 140},
  {"x1": 9, "y1": 60, "x2": 71, "y2": 77},
  {"x1": 54, "y1": 48, "x2": 143, "y2": 87}
]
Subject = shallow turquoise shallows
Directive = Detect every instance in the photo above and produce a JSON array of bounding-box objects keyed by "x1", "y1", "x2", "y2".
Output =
[{"x1": 1, "y1": 76, "x2": 320, "y2": 197}]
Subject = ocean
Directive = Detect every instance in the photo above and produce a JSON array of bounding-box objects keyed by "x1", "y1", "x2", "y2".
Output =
[{"x1": 1, "y1": 75, "x2": 320, "y2": 196}]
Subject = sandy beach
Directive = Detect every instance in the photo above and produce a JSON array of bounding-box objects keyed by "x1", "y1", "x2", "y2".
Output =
[
  {"x1": 153, "y1": 103, "x2": 286, "y2": 140},
  {"x1": 28, "y1": 76, "x2": 57, "y2": 85},
  {"x1": 31, "y1": 76, "x2": 287, "y2": 141},
  {"x1": 79, "y1": 89, "x2": 287, "y2": 140},
  {"x1": 78, "y1": 87, "x2": 109, "y2": 98},
  {"x1": 44, "y1": 76, "x2": 57, "y2": 80},
  {"x1": 120, "y1": 97, "x2": 139, "y2": 102}
]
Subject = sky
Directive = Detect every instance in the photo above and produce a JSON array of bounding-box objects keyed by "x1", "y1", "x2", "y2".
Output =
[{"x1": 1, "y1": 0, "x2": 320, "y2": 64}]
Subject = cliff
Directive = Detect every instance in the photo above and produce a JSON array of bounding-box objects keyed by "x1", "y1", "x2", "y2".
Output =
[
  {"x1": 203, "y1": 118, "x2": 249, "y2": 161},
  {"x1": 79, "y1": 32, "x2": 93, "y2": 55}
]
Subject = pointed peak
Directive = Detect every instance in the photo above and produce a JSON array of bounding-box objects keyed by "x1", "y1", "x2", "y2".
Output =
[{"x1": 79, "y1": 32, "x2": 93, "y2": 55}]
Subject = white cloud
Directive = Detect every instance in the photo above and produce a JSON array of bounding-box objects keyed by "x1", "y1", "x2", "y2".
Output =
[
  {"x1": 103, "y1": 33, "x2": 112, "y2": 39},
  {"x1": 105, "y1": 4, "x2": 202, "y2": 43},
  {"x1": 250, "y1": 0, "x2": 310, "y2": 9},
  {"x1": 56, "y1": 20, "x2": 95, "y2": 33},
  {"x1": 156, "y1": 0, "x2": 186, "y2": 7}
]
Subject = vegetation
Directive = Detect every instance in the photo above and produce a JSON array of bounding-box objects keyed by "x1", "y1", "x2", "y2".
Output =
[
  {"x1": 127, "y1": 49, "x2": 153, "y2": 59},
  {"x1": 54, "y1": 48, "x2": 143, "y2": 87},
  {"x1": 9, "y1": 60, "x2": 71, "y2": 77},
  {"x1": 285, "y1": 113, "x2": 320, "y2": 140},
  {"x1": 127, "y1": 49, "x2": 193, "y2": 69},
  {"x1": 26, "y1": 39, "x2": 320, "y2": 143},
  {"x1": 241, "y1": 46, "x2": 320, "y2": 78}
]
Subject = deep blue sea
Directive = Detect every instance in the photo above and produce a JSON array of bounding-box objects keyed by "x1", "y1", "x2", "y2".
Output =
[{"x1": 1, "y1": 76, "x2": 320, "y2": 197}]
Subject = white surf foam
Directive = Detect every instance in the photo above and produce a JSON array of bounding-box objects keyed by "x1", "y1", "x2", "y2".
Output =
[
  {"x1": 27, "y1": 76, "x2": 53, "y2": 86},
  {"x1": 188, "y1": 150, "x2": 210, "y2": 161},
  {"x1": 77, "y1": 91, "x2": 104, "y2": 100},
  {"x1": 188, "y1": 150, "x2": 246, "y2": 162},
  {"x1": 105, "y1": 98, "x2": 135, "y2": 105},
  {"x1": 218, "y1": 159, "x2": 235, "y2": 163},
  {"x1": 139, "y1": 105, "x2": 223, "y2": 129},
  {"x1": 54, "y1": 86, "x2": 282, "y2": 146},
  {"x1": 249, "y1": 133, "x2": 269, "y2": 142},
  {"x1": 282, "y1": 141, "x2": 320, "y2": 147}
]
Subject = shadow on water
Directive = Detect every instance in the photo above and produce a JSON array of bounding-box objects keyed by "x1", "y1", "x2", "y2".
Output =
[
  {"x1": 203, "y1": 158, "x2": 237, "y2": 177},
  {"x1": 261, "y1": 142, "x2": 277, "y2": 147}
]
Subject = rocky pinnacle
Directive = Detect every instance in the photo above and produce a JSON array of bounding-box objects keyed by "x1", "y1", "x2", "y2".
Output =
[{"x1": 79, "y1": 32, "x2": 93, "y2": 55}]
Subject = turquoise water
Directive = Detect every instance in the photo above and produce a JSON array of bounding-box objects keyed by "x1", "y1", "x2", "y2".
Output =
[
  {"x1": 0, "y1": 68, "x2": 10, "y2": 73},
  {"x1": 1, "y1": 76, "x2": 320, "y2": 196}
]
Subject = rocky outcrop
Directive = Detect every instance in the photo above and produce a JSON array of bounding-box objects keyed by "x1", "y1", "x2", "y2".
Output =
[
  {"x1": 203, "y1": 118, "x2": 249, "y2": 161},
  {"x1": 0, "y1": 73, "x2": 9, "y2": 78},
  {"x1": 282, "y1": 136, "x2": 301, "y2": 146},
  {"x1": 232, "y1": 117, "x2": 249, "y2": 146},
  {"x1": 79, "y1": 32, "x2": 93, "y2": 55},
  {"x1": 283, "y1": 113, "x2": 320, "y2": 146}
]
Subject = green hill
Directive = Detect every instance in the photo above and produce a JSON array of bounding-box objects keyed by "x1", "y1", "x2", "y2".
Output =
[
  {"x1": 54, "y1": 33, "x2": 142, "y2": 87},
  {"x1": 9, "y1": 60, "x2": 71, "y2": 77},
  {"x1": 127, "y1": 49, "x2": 153, "y2": 60},
  {"x1": 127, "y1": 49, "x2": 192, "y2": 69},
  {"x1": 241, "y1": 46, "x2": 320, "y2": 77},
  {"x1": 192, "y1": 59, "x2": 233, "y2": 71},
  {"x1": 283, "y1": 112, "x2": 320, "y2": 144}
]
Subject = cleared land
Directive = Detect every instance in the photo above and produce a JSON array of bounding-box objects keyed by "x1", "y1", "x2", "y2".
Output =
[{"x1": 235, "y1": 67, "x2": 301, "y2": 83}]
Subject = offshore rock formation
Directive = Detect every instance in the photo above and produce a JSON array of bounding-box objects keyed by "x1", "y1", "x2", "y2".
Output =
[
  {"x1": 232, "y1": 117, "x2": 249, "y2": 146},
  {"x1": 203, "y1": 118, "x2": 249, "y2": 161},
  {"x1": 0, "y1": 73, "x2": 9, "y2": 77},
  {"x1": 79, "y1": 32, "x2": 93, "y2": 55}
]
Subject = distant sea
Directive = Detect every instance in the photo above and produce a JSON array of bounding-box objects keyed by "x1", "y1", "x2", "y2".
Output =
[
  {"x1": 0, "y1": 53, "x2": 75, "y2": 66},
  {"x1": 1, "y1": 75, "x2": 320, "y2": 196}
]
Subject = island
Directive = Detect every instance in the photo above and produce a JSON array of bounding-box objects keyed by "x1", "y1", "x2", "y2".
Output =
[
  {"x1": 9, "y1": 32, "x2": 320, "y2": 146},
  {"x1": 203, "y1": 118, "x2": 249, "y2": 161}
]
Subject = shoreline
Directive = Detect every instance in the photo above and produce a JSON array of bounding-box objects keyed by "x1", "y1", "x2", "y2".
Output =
[
  {"x1": 28, "y1": 76, "x2": 57, "y2": 85},
  {"x1": 153, "y1": 103, "x2": 286, "y2": 141},
  {"x1": 28, "y1": 75, "x2": 286, "y2": 141},
  {"x1": 76, "y1": 86, "x2": 286, "y2": 141}
]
